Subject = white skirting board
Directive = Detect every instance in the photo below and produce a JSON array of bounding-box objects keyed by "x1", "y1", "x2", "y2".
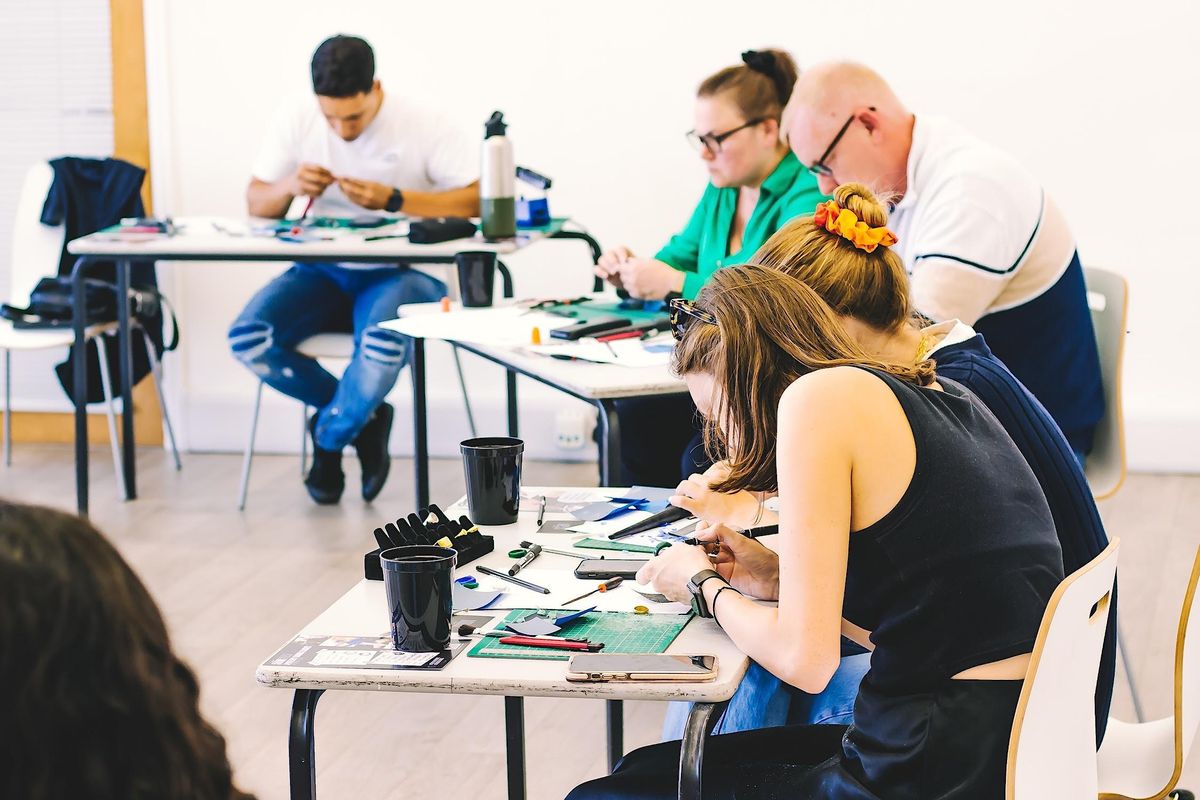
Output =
[{"x1": 174, "y1": 393, "x2": 1200, "y2": 474}]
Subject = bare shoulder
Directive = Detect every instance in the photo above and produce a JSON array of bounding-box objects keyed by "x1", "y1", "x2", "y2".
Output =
[{"x1": 779, "y1": 366, "x2": 897, "y2": 420}]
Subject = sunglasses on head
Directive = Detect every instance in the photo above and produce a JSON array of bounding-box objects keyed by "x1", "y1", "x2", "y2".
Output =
[{"x1": 669, "y1": 298, "x2": 718, "y2": 341}]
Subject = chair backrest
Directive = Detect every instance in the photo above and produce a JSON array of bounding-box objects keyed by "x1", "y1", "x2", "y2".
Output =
[
  {"x1": 1007, "y1": 539, "x2": 1120, "y2": 800},
  {"x1": 1170, "y1": 546, "x2": 1200, "y2": 791},
  {"x1": 10, "y1": 162, "x2": 64, "y2": 306},
  {"x1": 1083, "y1": 267, "x2": 1128, "y2": 500}
]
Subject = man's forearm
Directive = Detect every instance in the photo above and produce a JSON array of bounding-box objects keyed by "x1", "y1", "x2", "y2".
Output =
[
  {"x1": 400, "y1": 182, "x2": 481, "y2": 218},
  {"x1": 247, "y1": 178, "x2": 296, "y2": 219}
]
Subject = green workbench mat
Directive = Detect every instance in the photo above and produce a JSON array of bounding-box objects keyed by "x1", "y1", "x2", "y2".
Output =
[{"x1": 468, "y1": 608, "x2": 691, "y2": 661}]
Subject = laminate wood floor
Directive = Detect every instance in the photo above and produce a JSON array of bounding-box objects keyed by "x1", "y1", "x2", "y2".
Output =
[{"x1": 1, "y1": 446, "x2": 1196, "y2": 799}]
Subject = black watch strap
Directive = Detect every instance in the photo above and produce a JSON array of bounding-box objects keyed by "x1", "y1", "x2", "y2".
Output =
[
  {"x1": 385, "y1": 187, "x2": 404, "y2": 213},
  {"x1": 687, "y1": 569, "x2": 725, "y2": 618}
]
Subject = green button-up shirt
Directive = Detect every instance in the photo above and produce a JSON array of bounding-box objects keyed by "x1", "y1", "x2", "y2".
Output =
[{"x1": 654, "y1": 152, "x2": 826, "y2": 299}]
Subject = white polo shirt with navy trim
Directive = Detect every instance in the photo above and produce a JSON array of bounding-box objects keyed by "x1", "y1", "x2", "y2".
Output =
[{"x1": 889, "y1": 115, "x2": 1104, "y2": 454}]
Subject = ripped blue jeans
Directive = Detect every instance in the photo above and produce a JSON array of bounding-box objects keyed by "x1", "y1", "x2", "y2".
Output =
[{"x1": 228, "y1": 263, "x2": 446, "y2": 451}]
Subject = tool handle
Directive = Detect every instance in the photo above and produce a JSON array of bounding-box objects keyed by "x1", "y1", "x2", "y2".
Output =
[
  {"x1": 499, "y1": 636, "x2": 591, "y2": 651},
  {"x1": 598, "y1": 576, "x2": 625, "y2": 592}
]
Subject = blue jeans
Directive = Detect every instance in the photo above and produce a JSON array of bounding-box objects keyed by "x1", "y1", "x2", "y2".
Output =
[
  {"x1": 661, "y1": 653, "x2": 871, "y2": 737},
  {"x1": 228, "y1": 263, "x2": 446, "y2": 450}
]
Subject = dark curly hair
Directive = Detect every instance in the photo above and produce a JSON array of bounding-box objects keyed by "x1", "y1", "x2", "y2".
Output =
[{"x1": 0, "y1": 501, "x2": 255, "y2": 800}]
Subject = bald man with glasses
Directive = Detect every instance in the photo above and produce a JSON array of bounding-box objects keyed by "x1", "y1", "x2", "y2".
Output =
[{"x1": 781, "y1": 62, "x2": 1103, "y2": 461}]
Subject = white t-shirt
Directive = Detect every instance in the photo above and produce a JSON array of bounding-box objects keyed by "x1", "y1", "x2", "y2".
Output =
[
  {"x1": 889, "y1": 115, "x2": 1076, "y2": 325},
  {"x1": 252, "y1": 93, "x2": 478, "y2": 219}
]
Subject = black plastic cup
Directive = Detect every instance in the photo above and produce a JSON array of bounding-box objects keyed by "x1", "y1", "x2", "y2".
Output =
[
  {"x1": 455, "y1": 251, "x2": 496, "y2": 307},
  {"x1": 380, "y1": 546, "x2": 456, "y2": 652},
  {"x1": 460, "y1": 436, "x2": 523, "y2": 525}
]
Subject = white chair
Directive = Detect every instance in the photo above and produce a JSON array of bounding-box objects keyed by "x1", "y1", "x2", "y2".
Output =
[
  {"x1": 2, "y1": 162, "x2": 180, "y2": 498},
  {"x1": 1083, "y1": 266, "x2": 1145, "y2": 724},
  {"x1": 236, "y1": 334, "x2": 478, "y2": 510},
  {"x1": 1096, "y1": 545, "x2": 1200, "y2": 800},
  {"x1": 1006, "y1": 538, "x2": 1120, "y2": 800},
  {"x1": 1084, "y1": 267, "x2": 1128, "y2": 500}
]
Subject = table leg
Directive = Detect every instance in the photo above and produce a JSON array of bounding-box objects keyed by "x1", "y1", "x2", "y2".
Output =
[
  {"x1": 70, "y1": 257, "x2": 91, "y2": 515},
  {"x1": 678, "y1": 700, "x2": 727, "y2": 800},
  {"x1": 594, "y1": 400, "x2": 621, "y2": 486},
  {"x1": 410, "y1": 337, "x2": 429, "y2": 509},
  {"x1": 607, "y1": 699, "x2": 624, "y2": 772},
  {"x1": 506, "y1": 369, "x2": 519, "y2": 438},
  {"x1": 505, "y1": 695, "x2": 527, "y2": 800},
  {"x1": 289, "y1": 689, "x2": 324, "y2": 800},
  {"x1": 116, "y1": 259, "x2": 136, "y2": 499}
]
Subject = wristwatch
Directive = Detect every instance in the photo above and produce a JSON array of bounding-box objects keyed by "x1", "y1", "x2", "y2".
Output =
[
  {"x1": 385, "y1": 187, "x2": 405, "y2": 213},
  {"x1": 687, "y1": 569, "x2": 725, "y2": 618}
]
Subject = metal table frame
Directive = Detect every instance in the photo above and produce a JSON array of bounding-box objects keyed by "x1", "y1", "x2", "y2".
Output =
[
  {"x1": 286, "y1": 687, "x2": 727, "y2": 800},
  {"x1": 409, "y1": 335, "x2": 640, "y2": 510},
  {"x1": 67, "y1": 229, "x2": 602, "y2": 515}
]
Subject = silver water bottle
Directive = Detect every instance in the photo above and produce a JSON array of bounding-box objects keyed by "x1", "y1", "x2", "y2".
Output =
[{"x1": 481, "y1": 111, "x2": 516, "y2": 240}]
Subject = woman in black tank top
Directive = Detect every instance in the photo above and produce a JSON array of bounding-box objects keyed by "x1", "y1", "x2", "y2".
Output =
[{"x1": 568, "y1": 265, "x2": 1062, "y2": 800}]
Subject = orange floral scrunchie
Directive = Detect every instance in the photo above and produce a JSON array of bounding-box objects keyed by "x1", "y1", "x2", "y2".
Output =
[{"x1": 812, "y1": 200, "x2": 898, "y2": 253}]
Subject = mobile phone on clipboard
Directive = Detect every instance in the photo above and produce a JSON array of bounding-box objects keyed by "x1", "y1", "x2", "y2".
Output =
[
  {"x1": 565, "y1": 654, "x2": 718, "y2": 683},
  {"x1": 573, "y1": 558, "x2": 647, "y2": 580}
]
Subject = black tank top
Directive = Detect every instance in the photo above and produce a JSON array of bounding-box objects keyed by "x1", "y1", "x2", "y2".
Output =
[{"x1": 842, "y1": 367, "x2": 1064, "y2": 692}]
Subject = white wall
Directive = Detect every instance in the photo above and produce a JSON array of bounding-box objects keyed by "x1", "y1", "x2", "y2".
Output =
[{"x1": 143, "y1": 0, "x2": 1200, "y2": 470}]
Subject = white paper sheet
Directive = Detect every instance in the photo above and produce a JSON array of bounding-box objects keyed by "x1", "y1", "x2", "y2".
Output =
[
  {"x1": 382, "y1": 306, "x2": 575, "y2": 345},
  {"x1": 525, "y1": 335, "x2": 673, "y2": 367}
]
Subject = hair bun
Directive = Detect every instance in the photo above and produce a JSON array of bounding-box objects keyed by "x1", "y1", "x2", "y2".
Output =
[
  {"x1": 740, "y1": 49, "x2": 791, "y2": 105},
  {"x1": 833, "y1": 182, "x2": 890, "y2": 229},
  {"x1": 741, "y1": 50, "x2": 777, "y2": 74}
]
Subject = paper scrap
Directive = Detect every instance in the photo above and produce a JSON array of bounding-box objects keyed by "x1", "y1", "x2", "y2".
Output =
[{"x1": 453, "y1": 584, "x2": 504, "y2": 611}]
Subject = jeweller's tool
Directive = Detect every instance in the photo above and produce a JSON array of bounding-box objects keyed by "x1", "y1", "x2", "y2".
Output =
[{"x1": 563, "y1": 576, "x2": 624, "y2": 606}]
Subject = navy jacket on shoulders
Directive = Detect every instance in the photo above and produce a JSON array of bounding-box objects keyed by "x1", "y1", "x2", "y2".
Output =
[{"x1": 934, "y1": 333, "x2": 1115, "y2": 746}]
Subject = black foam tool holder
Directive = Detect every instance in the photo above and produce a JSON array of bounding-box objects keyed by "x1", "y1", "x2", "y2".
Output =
[{"x1": 365, "y1": 509, "x2": 495, "y2": 581}]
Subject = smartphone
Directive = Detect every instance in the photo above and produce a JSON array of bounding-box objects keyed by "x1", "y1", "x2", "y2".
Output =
[
  {"x1": 549, "y1": 317, "x2": 632, "y2": 341},
  {"x1": 566, "y1": 654, "x2": 718, "y2": 682},
  {"x1": 573, "y1": 558, "x2": 647, "y2": 580}
]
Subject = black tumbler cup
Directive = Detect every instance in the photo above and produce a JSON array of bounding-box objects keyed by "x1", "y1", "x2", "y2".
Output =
[
  {"x1": 460, "y1": 436, "x2": 523, "y2": 525},
  {"x1": 380, "y1": 546, "x2": 456, "y2": 652},
  {"x1": 455, "y1": 251, "x2": 496, "y2": 307}
]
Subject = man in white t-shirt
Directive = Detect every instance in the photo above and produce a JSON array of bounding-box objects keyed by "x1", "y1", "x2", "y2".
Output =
[
  {"x1": 228, "y1": 35, "x2": 480, "y2": 505},
  {"x1": 781, "y1": 62, "x2": 1103, "y2": 460}
]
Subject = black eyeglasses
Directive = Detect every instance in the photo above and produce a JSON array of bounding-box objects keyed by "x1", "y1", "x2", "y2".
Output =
[
  {"x1": 806, "y1": 106, "x2": 875, "y2": 178},
  {"x1": 669, "y1": 298, "x2": 718, "y2": 341},
  {"x1": 685, "y1": 117, "x2": 766, "y2": 155}
]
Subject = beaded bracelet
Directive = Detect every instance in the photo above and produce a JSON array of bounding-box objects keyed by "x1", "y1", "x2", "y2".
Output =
[{"x1": 711, "y1": 584, "x2": 743, "y2": 627}]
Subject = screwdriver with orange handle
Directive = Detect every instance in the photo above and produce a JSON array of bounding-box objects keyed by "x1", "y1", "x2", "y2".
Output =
[{"x1": 563, "y1": 576, "x2": 624, "y2": 606}]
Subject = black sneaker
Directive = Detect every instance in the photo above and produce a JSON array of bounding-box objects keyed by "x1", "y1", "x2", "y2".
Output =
[
  {"x1": 354, "y1": 402, "x2": 394, "y2": 502},
  {"x1": 304, "y1": 414, "x2": 344, "y2": 505}
]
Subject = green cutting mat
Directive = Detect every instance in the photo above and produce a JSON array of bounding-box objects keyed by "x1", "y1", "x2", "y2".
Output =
[
  {"x1": 468, "y1": 609, "x2": 691, "y2": 661},
  {"x1": 546, "y1": 300, "x2": 668, "y2": 325},
  {"x1": 574, "y1": 537, "x2": 657, "y2": 554}
]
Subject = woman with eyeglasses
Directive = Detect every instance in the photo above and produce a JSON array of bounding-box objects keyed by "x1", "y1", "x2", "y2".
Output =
[
  {"x1": 595, "y1": 49, "x2": 825, "y2": 491},
  {"x1": 595, "y1": 48, "x2": 822, "y2": 302},
  {"x1": 568, "y1": 263, "x2": 1063, "y2": 800},
  {"x1": 668, "y1": 183, "x2": 1115, "y2": 751}
]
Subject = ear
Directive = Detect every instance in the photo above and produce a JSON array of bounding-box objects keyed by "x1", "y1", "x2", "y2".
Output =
[
  {"x1": 858, "y1": 106, "x2": 881, "y2": 135},
  {"x1": 372, "y1": 79, "x2": 382, "y2": 95},
  {"x1": 760, "y1": 116, "x2": 782, "y2": 146}
]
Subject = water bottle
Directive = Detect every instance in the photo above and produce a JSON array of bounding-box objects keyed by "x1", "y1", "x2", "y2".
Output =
[{"x1": 481, "y1": 111, "x2": 516, "y2": 240}]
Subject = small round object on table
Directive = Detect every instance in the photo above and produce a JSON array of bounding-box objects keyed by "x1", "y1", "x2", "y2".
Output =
[
  {"x1": 507, "y1": 548, "x2": 528, "y2": 559},
  {"x1": 633, "y1": 605, "x2": 649, "y2": 615}
]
